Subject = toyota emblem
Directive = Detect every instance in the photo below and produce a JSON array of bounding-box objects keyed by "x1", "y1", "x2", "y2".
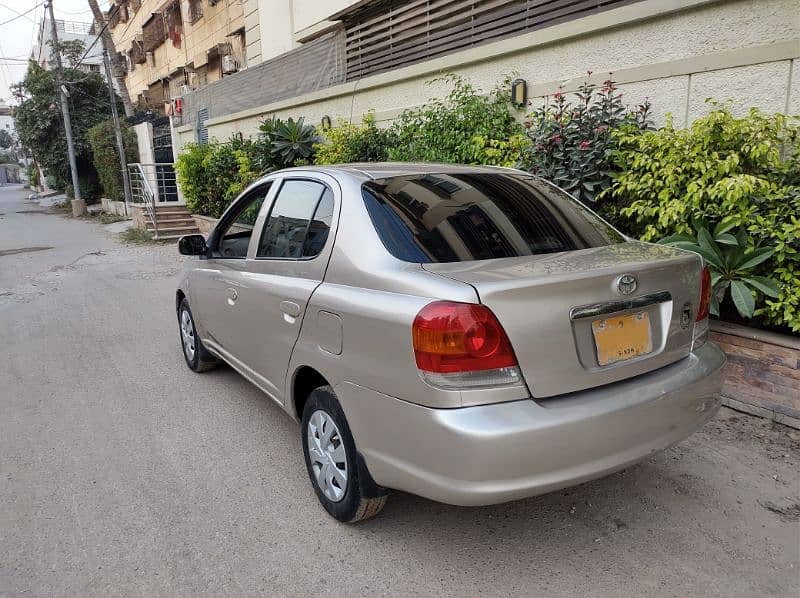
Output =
[{"x1": 617, "y1": 274, "x2": 638, "y2": 295}]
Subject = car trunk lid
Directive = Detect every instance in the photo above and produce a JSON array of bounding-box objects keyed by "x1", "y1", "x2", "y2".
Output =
[{"x1": 422, "y1": 242, "x2": 702, "y2": 398}]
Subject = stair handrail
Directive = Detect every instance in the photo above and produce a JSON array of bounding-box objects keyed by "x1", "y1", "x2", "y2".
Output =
[{"x1": 128, "y1": 163, "x2": 159, "y2": 239}]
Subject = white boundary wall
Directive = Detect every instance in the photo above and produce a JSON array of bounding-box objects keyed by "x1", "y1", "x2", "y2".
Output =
[{"x1": 175, "y1": 0, "x2": 800, "y2": 150}]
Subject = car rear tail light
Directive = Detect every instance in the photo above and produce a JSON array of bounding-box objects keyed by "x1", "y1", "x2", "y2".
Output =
[
  {"x1": 697, "y1": 266, "x2": 712, "y2": 322},
  {"x1": 693, "y1": 265, "x2": 712, "y2": 350},
  {"x1": 412, "y1": 301, "x2": 522, "y2": 389}
]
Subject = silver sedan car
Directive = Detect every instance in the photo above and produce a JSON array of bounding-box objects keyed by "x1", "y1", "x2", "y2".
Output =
[{"x1": 176, "y1": 163, "x2": 725, "y2": 522}]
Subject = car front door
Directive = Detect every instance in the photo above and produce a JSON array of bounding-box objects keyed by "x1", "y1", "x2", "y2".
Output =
[
  {"x1": 189, "y1": 181, "x2": 274, "y2": 370},
  {"x1": 231, "y1": 174, "x2": 340, "y2": 404}
]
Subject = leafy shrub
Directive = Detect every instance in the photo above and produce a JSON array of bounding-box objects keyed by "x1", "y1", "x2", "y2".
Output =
[
  {"x1": 314, "y1": 113, "x2": 395, "y2": 164},
  {"x1": 175, "y1": 140, "x2": 260, "y2": 218},
  {"x1": 518, "y1": 76, "x2": 651, "y2": 204},
  {"x1": 388, "y1": 74, "x2": 527, "y2": 166},
  {"x1": 27, "y1": 163, "x2": 39, "y2": 187},
  {"x1": 659, "y1": 221, "x2": 779, "y2": 318},
  {"x1": 87, "y1": 119, "x2": 138, "y2": 202},
  {"x1": 608, "y1": 106, "x2": 800, "y2": 332},
  {"x1": 257, "y1": 116, "x2": 318, "y2": 169}
]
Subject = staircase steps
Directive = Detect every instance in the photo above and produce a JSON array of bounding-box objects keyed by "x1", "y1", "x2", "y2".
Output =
[{"x1": 144, "y1": 204, "x2": 201, "y2": 240}]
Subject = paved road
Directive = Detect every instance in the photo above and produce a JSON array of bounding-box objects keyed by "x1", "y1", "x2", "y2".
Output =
[{"x1": 1, "y1": 185, "x2": 798, "y2": 597}]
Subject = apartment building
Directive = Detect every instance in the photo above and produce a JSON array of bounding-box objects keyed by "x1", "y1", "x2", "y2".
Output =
[
  {"x1": 172, "y1": 0, "x2": 798, "y2": 151},
  {"x1": 32, "y1": 16, "x2": 104, "y2": 74},
  {"x1": 105, "y1": 0, "x2": 251, "y2": 111}
]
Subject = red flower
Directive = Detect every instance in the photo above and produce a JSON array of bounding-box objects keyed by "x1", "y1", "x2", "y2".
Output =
[{"x1": 579, "y1": 140, "x2": 591, "y2": 150}]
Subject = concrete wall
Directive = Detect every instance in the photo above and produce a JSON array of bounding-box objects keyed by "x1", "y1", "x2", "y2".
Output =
[
  {"x1": 291, "y1": 0, "x2": 358, "y2": 39},
  {"x1": 243, "y1": 0, "x2": 262, "y2": 67},
  {"x1": 133, "y1": 122, "x2": 155, "y2": 164},
  {"x1": 175, "y1": 0, "x2": 800, "y2": 152},
  {"x1": 257, "y1": 0, "x2": 295, "y2": 61}
]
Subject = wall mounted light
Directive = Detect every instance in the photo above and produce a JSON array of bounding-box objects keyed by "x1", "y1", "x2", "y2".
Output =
[
  {"x1": 321, "y1": 115, "x2": 332, "y2": 129},
  {"x1": 511, "y1": 78, "x2": 527, "y2": 108}
]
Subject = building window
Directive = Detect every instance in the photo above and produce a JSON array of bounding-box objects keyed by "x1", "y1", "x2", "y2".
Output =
[
  {"x1": 188, "y1": 0, "x2": 203, "y2": 24},
  {"x1": 130, "y1": 39, "x2": 146, "y2": 64},
  {"x1": 197, "y1": 107, "x2": 209, "y2": 144}
]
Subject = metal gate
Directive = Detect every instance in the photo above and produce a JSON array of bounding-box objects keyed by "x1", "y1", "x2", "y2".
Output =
[{"x1": 152, "y1": 118, "x2": 178, "y2": 202}]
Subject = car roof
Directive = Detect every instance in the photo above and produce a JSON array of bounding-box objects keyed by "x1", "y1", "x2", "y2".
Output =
[{"x1": 276, "y1": 162, "x2": 517, "y2": 181}]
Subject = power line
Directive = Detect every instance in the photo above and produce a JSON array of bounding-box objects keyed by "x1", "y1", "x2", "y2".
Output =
[
  {"x1": 0, "y1": 2, "x2": 36, "y2": 23},
  {"x1": 73, "y1": 20, "x2": 108, "y2": 69},
  {"x1": 0, "y1": 3, "x2": 42, "y2": 27},
  {"x1": 72, "y1": 4, "x2": 119, "y2": 68}
]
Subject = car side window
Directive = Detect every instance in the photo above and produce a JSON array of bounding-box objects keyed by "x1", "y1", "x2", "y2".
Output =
[
  {"x1": 257, "y1": 180, "x2": 334, "y2": 259},
  {"x1": 214, "y1": 184, "x2": 271, "y2": 258}
]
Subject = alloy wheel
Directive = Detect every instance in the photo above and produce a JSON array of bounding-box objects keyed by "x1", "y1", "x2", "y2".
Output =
[
  {"x1": 307, "y1": 410, "x2": 349, "y2": 502},
  {"x1": 180, "y1": 309, "x2": 196, "y2": 361}
]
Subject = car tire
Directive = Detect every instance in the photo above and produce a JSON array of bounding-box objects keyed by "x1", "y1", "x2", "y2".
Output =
[
  {"x1": 301, "y1": 386, "x2": 387, "y2": 523},
  {"x1": 178, "y1": 298, "x2": 218, "y2": 373}
]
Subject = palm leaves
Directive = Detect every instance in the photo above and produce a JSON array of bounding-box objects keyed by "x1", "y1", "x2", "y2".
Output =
[
  {"x1": 659, "y1": 220, "x2": 779, "y2": 318},
  {"x1": 258, "y1": 117, "x2": 319, "y2": 169}
]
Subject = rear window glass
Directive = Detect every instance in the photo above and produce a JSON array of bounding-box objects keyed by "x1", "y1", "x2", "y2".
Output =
[{"x1": 362, "y1": 173, "x2": 624, "y2": 263}]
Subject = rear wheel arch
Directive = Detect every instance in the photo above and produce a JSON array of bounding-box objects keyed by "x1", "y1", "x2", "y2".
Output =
[
  {"x1": 176, "y1": 289, "x2": 186, "y2": 313},
  {"x1": 291, "y1": 366, "x2": 330, "y2": 421}
]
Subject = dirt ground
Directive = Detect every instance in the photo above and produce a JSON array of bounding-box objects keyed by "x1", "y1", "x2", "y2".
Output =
[{"x1": 1, "y1": 185, "x2": 799, "y2": 597}]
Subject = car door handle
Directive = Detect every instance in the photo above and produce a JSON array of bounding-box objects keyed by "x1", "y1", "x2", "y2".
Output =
[
  {"x1": 226, "y1": 287, "x2": 238, "y2": 305},
  {"x1": 280, "y1": 301, "x2": 301, "y2": 317}
]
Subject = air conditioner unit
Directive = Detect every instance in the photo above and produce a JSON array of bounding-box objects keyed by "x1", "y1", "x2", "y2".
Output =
[{"x1": 221, "y1": 54, "x2": 237, "y2": 74}]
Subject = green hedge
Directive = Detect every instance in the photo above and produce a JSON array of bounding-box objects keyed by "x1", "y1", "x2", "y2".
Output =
[
  {"x1": 605, "y1": 106, "x2": 800, "y2": 332},
  {"x1": 87, "y1": 119, "x2": 138, "y2": 202},
  {"x1": 173, "y1": 76, "x2": 799, "y2": 333}
]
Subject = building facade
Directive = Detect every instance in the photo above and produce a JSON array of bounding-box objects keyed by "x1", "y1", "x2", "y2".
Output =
[
  {"x1": 32, "y1": 16, "x2": 104, "y2": 75},
  {"x1": 171, "y1": 0, "x2": 799, "y2": 152},
  {"x1": 105, "y1": 0, "x2": 250, "y2": 111}
]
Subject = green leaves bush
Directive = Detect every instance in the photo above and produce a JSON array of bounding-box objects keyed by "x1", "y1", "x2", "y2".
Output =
[
  {"x1": 257, "y1": 116, "x2": 318, "y2": 169},
  {"x1": 519, "y1": 76, "x2": 651, "y2": 203},
  {"x1": 659, "y1": 221, "x2": 779, "y2": 318},
  {"x1": 388, "y1": 74, "x2": 527, "y2": 166},
  {"x1": 87, "y1": 119, "x2": 138, "y2": 202},
  {"x1": 175, "y1": 140, "x2": 260, "y2": 218},
  {"x1": 176, "y1": 117, "x2": 318, "y2": 218},
  {"x1": 314, "y1": 113, "x2": 395, "y2": 164},
  {"x1": 607, "y1": 105, "x2": 800, "y2": 332},
  {"x1": 14, "y1": 59, "x2": 113, "y2": 198}
]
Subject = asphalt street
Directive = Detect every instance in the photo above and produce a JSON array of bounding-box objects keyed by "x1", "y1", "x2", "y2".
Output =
[{"x1": 1, "y1": 184, "x2": 798, "y2": 597}]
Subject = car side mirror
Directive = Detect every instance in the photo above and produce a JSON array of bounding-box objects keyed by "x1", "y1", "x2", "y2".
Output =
[{"x1": 178, "y1": 234, "x2": 208, "y2": 256}]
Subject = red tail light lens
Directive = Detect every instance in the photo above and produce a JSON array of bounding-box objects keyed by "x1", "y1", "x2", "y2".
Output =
[
  {"x1": 413, "y1": 301, "x2": 518, "y2": 373},
  {"x1": 697, "y1": 265, "x2": 712, "y2": 322}
]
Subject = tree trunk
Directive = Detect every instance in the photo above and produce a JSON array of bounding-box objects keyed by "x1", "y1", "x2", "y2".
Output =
[{"x1": 86, "y1": 0, "x2": 135, "y2": 118}]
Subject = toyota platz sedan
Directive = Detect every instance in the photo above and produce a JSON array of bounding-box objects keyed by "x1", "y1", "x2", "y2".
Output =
[{"x1": 176, "y1": 163, "x2": 725, "y2": 523}]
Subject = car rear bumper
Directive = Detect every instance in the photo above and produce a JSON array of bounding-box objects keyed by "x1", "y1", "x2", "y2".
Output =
[{"x1": 336, "y1": 342, "x2": 726, "y2": 506}]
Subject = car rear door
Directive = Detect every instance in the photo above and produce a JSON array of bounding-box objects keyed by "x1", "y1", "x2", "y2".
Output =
[{"x1": 231, "y1": 174, "x2": 340, "y2": 404}]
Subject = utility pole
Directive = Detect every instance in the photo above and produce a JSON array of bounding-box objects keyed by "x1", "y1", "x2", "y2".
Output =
[
  {"x1": 103, "y1": 50, "x2": 132, "y2": 215},
  {"x1": 87, "y1": 0, "x2": 134, "y2": 117},
  {"x1": 46, "y1": 0, "x2": 84, "y2": 216}
]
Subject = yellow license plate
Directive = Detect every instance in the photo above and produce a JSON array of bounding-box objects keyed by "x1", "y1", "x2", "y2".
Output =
[{"x1": 591, "y1": 312, "x2": 653, "y2": 366}]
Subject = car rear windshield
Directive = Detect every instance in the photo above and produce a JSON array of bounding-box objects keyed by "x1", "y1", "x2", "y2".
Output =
[{"x1": 361, "y1": 172, "x2": 625, "y2": 263}]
